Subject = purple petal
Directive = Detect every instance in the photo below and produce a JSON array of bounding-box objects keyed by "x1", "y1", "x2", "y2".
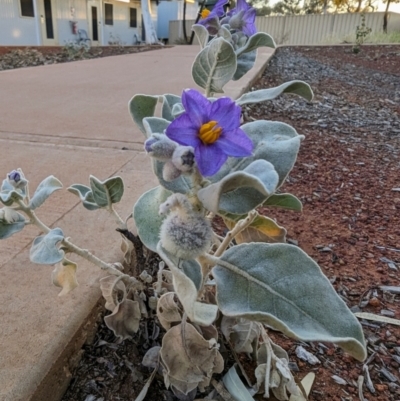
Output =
[
  {"x1": 195, "y1": 144, "x2": 228, "y2": 176},
  {"x1": 236, "y1": 0, "x2": 251, "y2": 12},
  {"x1": 166, "y1": 114, "x2": 201, "y2": 148},
  {"x1": 242, "y1": 8, "x2": 257, "y2": 36},
  {"x1": 212, "y1": 0, "x2": 229, "y2": 16},
  {"x1": 181, "y1": 89, "x2": 210, "y2": 126},
  {"x1": 216, "y1": 128, "x2": 253, "y2": 157},
  {"x1": 210, "y1": 97, "x2": 241, "y2": 131}
]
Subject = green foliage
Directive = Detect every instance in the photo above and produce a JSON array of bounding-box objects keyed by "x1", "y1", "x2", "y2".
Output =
[
  {"x1": 0, "y1": 3, "x2": 367, "y2": 399},
  {"x1": 192, "y1": 37, "x2": 237, "y2": 94},
  {"x1": 30, "y1": 228, "x2": 65, "y2": 265},
  {"x1": 353, "y1": 13, "x2": 372, "y2": 53},
  {"x1": 213, "y1": 243, "x2": 366, "y2": 361}
]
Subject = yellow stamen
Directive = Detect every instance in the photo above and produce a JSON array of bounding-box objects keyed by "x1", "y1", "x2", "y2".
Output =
[
  {"x1": 201, "y1": 9, "x2": 211, "y2": 19},
  {"x1": 199, "y1": 121, "x2": 222, "y2": 144}
]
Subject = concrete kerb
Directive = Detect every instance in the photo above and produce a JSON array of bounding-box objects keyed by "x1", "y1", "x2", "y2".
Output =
[{"x1": 0, "y1": 45, "x2": 275, "y2": 401}]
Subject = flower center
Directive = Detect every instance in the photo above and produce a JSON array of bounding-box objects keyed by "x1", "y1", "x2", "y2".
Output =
[
  {"x1": 200, "y1": 9, "x2": 211, "y2": 19},
  {"x1": 199, "y1": 121, "x2": 222, "y2": 144}
]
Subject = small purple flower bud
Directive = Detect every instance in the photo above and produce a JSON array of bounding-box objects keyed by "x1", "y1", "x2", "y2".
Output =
[
  {"x1": 171, "y1": 146, "x2": 195, "y2": 173},
  {"x1": 144, "y1": 134, "x2": 177, "y2": 161},
  {"x1": 6, "y1": 169, "x2": 27, "y2": 191},
  {"x1": 8, "y1": 170, "x2": 21, "y2": 183}
]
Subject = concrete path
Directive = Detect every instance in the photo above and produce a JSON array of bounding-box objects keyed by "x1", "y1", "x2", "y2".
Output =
[{"x1": 0, "y1": 45, "x2": 274, "y2": 401}]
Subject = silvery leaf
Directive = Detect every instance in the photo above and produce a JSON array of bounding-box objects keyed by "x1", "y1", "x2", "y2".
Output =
[
  {"x1": 158, "y1": 244, "x2": 217, "y2": 326},
  {"x1": 30, "y1": 228, "x2": 65, "y2": 265},
  {"x1": 233, "y1": 51, "x2": 256, "y2": 81},
  {"x1": 0, "y1": 208, "x2": 26, "y2": 239},
  {"x1": 133, "y1": 186, "x2": 172, "y2": 252},
  {"x1": 218, "y1": 26, "x2": 232, "y2": 41},
  {"x1": 236, "y1": 81, "x2": 314, "y2": 106},
  {"x1": 192, "y1": 24, "x2": 209, "y2": 49},
  {"x1": 29, "y1": 175, "x2": 63, "y2": 210},
  {"x1": 263, "y1": 193, "x2": 303, "y2": 212},
  {"x1": 213, "y1": 243, "x2": 367, "y2": 361},
  {"x1": 0, "y1": 179, "x2": 26, "y2": 206},
  {"x1": 67, "y1": 184, "x2": 100, "y2": 211},
  {"x1": 210, "y1": 120, "x2": 303, "y2": 188},
  {"x1": 171, "y1": 103, "x2": 185, "y2": 118},
  {"x1": 128, "y1": 94, "x2": 159, "y2": 135},
  {"x1": 163, "y1": 248, "x2": 203, "y2": 291},
  {"x1": 143, "y1": 117, "x2": 171, "y2": 137},
  {"x1": 236, "y1": 32, "x2": 276, "y2": 57},
  {"x1": 89, "y1": 175, "x2": 124, "y2": 207},
  {"x1": 223, "y1": 365, "x2": 254, "y2": 401},
  {"x1": 161, "y1": 94, "x2": 182, "y2": 121},
  {"x1": 198, "y1": 160, "x2": 279, "y2": 214},
  {"x1": 192, "y1": 37, "x2": 237, "y2": 94}
]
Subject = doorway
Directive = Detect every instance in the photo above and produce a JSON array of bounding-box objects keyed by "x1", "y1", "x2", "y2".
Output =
[
  {"x1": 87, "y1": 1, "x2": 102, "y2": 45},
  {"x1": 38, "y1": 0, "x2": 58, "y2": 45}
]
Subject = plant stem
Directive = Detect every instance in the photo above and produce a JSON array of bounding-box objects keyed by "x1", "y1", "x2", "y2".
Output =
[
  {"x1": 214, "y1": 210, "x2": 257, "y2": 257},
  {"x1": 108, "y1": 205, "x2": 126, "y2": 228},
  {"x1": 17, "y1": 199, "x2": 140, "y2": 283}
]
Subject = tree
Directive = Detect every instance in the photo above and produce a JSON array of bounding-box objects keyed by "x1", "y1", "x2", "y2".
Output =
[
  {"x1": 303, "y1": 0, "x2": 324, "y2": 14},
  {"x1": 332, "y1": 0, "x2": 377, "y2": 12},
  {"x1": 273, "y1": 0, "x2": 302, "y2": 14},
  {"x1": 383, "y1": 0, "x2": 400, "y2": 32},
  {"x1": 248, "y1": 0, "x2": 273, "y2": 15}
]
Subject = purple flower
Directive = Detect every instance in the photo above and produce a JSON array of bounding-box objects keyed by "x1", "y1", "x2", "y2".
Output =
[
  {"x1": 165, "y1": 89, "x2": 253, "y2": 177},
  {"x1": 198, "y1": 0, "x2": 229, "y2": 35},
  {"x1": 225, "y1": 0, "x2": 257, "y2": 36}
]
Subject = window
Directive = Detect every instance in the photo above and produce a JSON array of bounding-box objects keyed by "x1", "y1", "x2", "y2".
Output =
[
  {"x1": 130, "y1": 8, "x2": 137, "y2": 28},
  {"x1": 105, "y1": 3, "x2": 113, "y2": 25},
  {"x1": 20, "y1": 0, "x2": 35, "y2": 17}
]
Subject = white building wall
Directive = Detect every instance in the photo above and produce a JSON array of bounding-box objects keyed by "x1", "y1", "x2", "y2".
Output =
[
  {"x1": 55, "y1": 0, "x2": 89, "y2": 45},
  {"x1": 0, "y1": 0, "x2": 39, "y2": 45},
  {"x1": 0, "y1": 0, "x2": 143, "y2": 46},
  {"x1": 103, "y1": 0, "x2": 142, "y2": 46}
]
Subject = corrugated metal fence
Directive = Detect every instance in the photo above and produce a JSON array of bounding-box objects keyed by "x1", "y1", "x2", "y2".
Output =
[{"x1": 169, "y1": 12, "x2": 400, "y2": 45}]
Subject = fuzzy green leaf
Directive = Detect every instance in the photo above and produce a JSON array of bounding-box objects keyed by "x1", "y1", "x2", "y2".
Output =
[
  {"x1": 211, "y1": 120, "x2": 303, "y2": 189},
  {"x1": 133, "y1": 186, "x2": 172, "y2": 252},
  {"x1": 223, "y1": 365, "x2": 254, "y2": 401},
  {"x1": 213, "y1": 243, "x2": 366, "y2": 361},
  {"x1": 233, "y1": 51, "x2": 256, "y2": 81},
  {"x1": 264, "y1": 193, "x2": 303, "y2": 212},
  {"x1": 0, "y1": 208, "x2": 26, "y2": 239},
  {"x1": 89, "y1": 176, "x2": 124, "y2": 207},
  {"x1": 198, "y1": 160, "x2": 279, "y2": 214},
  {"x1": 236, "y1": 32, "x2": 276, "y2": 57},
  {"x1": 129, "y1": 94, "x2": 159, "y2": 135},
  {"x1": 192, "y1": 24, "x2": 209, "y2": 49},
  {"x1": 29, "y1": 175, "x2": 63, "y2": 210},
  {"x1": 236, "y1": 81, "x2": 314, "y2": 106},
  {"x1": 143, "y1": 117, "x2": 171, "y2": 137},
  {"x1": 0, "y1": 179, "x2": 26, "y2": 206},
  {"x1": 192, "y1": 37, "x2": 237, "y2": 94},
  {"x1": 30, "y1": 228, "x2": 65, "y2": 265},
  {"x1": 67, "y1": 184, "x2": 100, "y2": 211},
  {"x1": 161, "y1": 94, "x2": 182, "y2": 121}
]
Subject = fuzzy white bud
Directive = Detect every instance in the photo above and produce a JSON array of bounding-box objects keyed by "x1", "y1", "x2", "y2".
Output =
[
  {"x1": 159, "y1": 194, "x2": 212, "y2": 260},
  {"x1": 144, "y1": 134, "x2": 177, "y2": 161}
]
